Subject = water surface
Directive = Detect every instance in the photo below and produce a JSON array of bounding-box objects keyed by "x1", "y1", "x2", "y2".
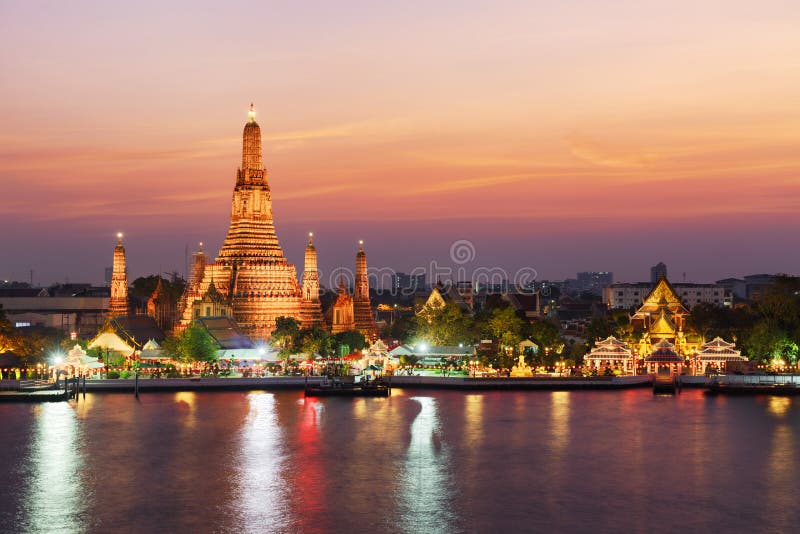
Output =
[{"x1": 1, "y1": 389, "x2": 799, "y2": 533}]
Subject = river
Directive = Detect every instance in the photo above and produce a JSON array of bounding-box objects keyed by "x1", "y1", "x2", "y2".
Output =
[{"x1": 1, "y1": 389, "x2": 798, "y2": 533}]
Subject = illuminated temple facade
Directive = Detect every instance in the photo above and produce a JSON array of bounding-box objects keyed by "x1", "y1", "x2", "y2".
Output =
[
  {"x1": 108, "y1": 233, "x2": 130, "y2": 318},
  {"x1": 353, "y1": 241, "x2": 378, "y2": 338},
  {"x1": 632, "y1": 276, "x2": 699, "y2": 356},
  {"x1": 176, "y1": 105, "x2": 323, "y2": 339},
  {"x1": 328, "y1": 242, "x2": 378, "y2": 338}
]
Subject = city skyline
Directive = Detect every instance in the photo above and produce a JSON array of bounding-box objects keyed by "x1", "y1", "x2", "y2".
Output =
[{"x1": 2, "y1": 1, "x2": 799, "y2": 284}]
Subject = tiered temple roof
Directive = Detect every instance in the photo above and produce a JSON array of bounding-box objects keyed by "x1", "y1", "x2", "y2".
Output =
[
  {"x1": 696, "y1": 337, "x2": 747, "y2": 362},
  {"x1": 585, "y1": 336, "x2": 634, "y2": 361},
  {"x1": 175, "y1": 105, "x2": 323, "y2": 339},
  {"x1": 632, "y1": 276, "x2": 688, "y2": 335},
  {"x1": 645, "y1": 339, "x2": 683, "y2": 363}
]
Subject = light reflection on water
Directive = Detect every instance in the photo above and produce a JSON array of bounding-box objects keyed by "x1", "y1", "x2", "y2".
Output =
[
  {"x1": 2, "y1": 389, "x2": 800, "y2": 533},
  {"x1": 25, "y1": 403, "x2": 88, "y2": 533},
  {"x1": 234, "y1": 393, "x2": 286, "y2": 531},
  {"x1": 766, "y1": 398, "x2": 796, "y2": 530},
  {"x1": 399, "y1": 396, "x2": 453, "y2": 534}
]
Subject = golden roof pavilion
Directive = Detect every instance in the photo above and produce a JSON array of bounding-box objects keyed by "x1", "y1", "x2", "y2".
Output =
[{"x1": 632, "y1": 276, "x2": 698, "y2": 356}]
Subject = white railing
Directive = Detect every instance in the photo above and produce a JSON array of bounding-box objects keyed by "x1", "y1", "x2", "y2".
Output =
[{"x1": 715, "y1": 374, "x2": 800, "y2": 386}]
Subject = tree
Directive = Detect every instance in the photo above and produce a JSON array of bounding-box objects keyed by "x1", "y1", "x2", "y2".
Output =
[
  {"x1": 333, "y1": 330, "x2": 368, "y2": 353},
  {"x1": 487, "y1": 307, "x2": 525, "y2": 345},
  {"x1": 388, "y1": 314, "x2": 411, "y2": 340},
  {"x1": 412, "y1": 301, "x2": 473, "y2": 346},
  {"x1": 162, "y1": 324, "x2": 218, "y2": 363},
  {"x1": 611, "y1": 310, "x2": 633, "y2": 340},
  {"x1": 526, "y1": 320, "x2": 564, "y2": 367},
  {"x1": 745, "y1": 321, "x2": 799, "y2": 365},
  {"x1": 272, "y1": 317, "x2": 301, "y2": 349},
  {"x1": 687, "y1": 303, "x2": 720, "y2": 342},
  {"x1": 585, "y1": 315, "x2": 614, "y2": 346},
  {"x1": 295, "y1": 326, "x2": 334, "y2": 357},
  {"x1": 0, "y1": 312, "x2": 21, "y2": 354}
]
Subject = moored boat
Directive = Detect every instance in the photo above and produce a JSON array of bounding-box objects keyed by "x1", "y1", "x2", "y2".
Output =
[{"x1": 304, "y1": 377, "x2": 390, "y2": 397}]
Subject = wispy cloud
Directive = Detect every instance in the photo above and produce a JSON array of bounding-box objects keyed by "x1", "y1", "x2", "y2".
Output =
[
  {"x1": 565, "y1": 131, "x2": 661, "y2": 168},
  {"x1": 280, "y1": 184, "x2": 356, "y2": 200}
]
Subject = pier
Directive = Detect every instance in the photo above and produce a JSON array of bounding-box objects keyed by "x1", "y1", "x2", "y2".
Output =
[{"x1": 0, "y1": 378, "x2": 83, "y2": 403}]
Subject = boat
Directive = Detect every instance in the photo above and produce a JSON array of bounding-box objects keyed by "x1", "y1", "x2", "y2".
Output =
[{"x1": 304, "y1": 376, "x2": 390, "y2": 397}]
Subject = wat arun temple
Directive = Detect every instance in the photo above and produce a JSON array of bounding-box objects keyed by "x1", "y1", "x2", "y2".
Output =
[{"x1": 171, "y1": 105, "x2": 375, "y2": 340}]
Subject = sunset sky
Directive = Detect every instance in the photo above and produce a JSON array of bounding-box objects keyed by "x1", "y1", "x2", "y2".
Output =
[{"x1": 1, "y1": 0, "x2": 799, "y2": 286}]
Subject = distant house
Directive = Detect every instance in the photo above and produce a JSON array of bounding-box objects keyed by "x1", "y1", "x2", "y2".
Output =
[
  {"x1": 502, "y1": 292, "x2": 541, "y2": 321},
  {"x1": 195, "y1": 316, "x2": 277, "y2": 360},
  {"x1": 417, "y1": 282, "x2": 472, "y2": 320},
  {"x1": 88, "y1": 315, "x2": 165, "y2": 356}
]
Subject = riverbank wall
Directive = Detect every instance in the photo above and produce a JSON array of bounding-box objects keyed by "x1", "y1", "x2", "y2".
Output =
[
  {"x1": 65, "y1": 374, "x2": 655, "y2": 393},
  {"x1": 387, "y1": 375, "x2": 653, "y2": 390}
]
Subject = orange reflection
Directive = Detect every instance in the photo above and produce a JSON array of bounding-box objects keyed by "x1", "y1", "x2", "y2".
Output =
[{"x1": 290, "y1": 397, "x2": 325, "y2": 531}]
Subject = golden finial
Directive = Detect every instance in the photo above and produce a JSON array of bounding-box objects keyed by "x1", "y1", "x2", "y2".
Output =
[
  {"x1": 248, "y1": 102, "x2": 255, "y2": 123},
  {"x1": 308, "y1": 232, "x2": 314, "y2": 245},
  {"x1": 116, "y1": 232, "x2": 123, "y2": 244}
]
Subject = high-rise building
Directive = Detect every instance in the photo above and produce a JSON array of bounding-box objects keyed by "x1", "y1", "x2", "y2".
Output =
[
  {"x1": 650, "y1": 262, "x2": 667, "y2": 284},
  {"x1": 108, "y1": 233, "x2": 129, "y2": 318},
  {"x1": 576, "y1": 271, "x2": 614, "y2": 295},
  {"x1": 391, "y1": 272, "x2": 426, "y2": 295},
  {"x1": 175, "y1": 105, "x2": 323, "y2": 339}
]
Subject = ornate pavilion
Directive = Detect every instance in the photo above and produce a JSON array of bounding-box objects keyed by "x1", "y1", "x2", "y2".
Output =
[
  {"x1": 584, "y1": 336, "x2": 635, "y2": 374},
  {"x1": 643, "y1": 339, "x2": 684, "y2": 374},
  {"x1": 588, "y1": 275, "x2": 747, "y2": 375},
  {"x1": 694, "y1": 337, "x2": 748, "y2": 374}
]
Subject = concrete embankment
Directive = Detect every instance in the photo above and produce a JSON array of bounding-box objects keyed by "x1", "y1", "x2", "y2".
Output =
[
  {"x1": 83, "y1": 376, "x2": 324, "y2": 392},
  {"x1": 386, "y1": 375, "x2": 654, "y2": 390},
  {"x1": 74, "y1": 375, "x2": 655, "y2": 393}
]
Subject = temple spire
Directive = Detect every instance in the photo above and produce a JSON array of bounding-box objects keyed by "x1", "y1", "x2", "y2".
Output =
[
  {"x1": 302, "y1": 233, "x2": 320, "y2": 303},
  {"x1": 353, "y1": 240, "x2": 377, "y2": 338},
  {"x1": 241, "y1": 102, "x2": 263, "y2": 173},
  {"x1": 109, "y1": 232, "x2": 130, "y2": 318}
]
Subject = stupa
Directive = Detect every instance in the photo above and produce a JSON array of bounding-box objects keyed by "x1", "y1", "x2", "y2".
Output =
[
  {"x1": 301, "y1": 233, "x2": 325, "y2": 327},
  {"x1": 175, "y1": 105, "x2": 323, "y2": 339},
  {"x1": 108, "y1": 233, "x2": 130, "y2": 318},
  {"x1": 353, "y1": 241, "x2": 378, "y2": 338}
]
